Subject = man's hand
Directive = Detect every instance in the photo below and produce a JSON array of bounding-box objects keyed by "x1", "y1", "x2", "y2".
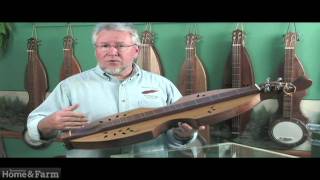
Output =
[
  {"x1": 172, "y1": 122, "x2": 205, "y2": 141},
  {"x1": 38, "y1": 104, "x2": 88, "y2": 137}
]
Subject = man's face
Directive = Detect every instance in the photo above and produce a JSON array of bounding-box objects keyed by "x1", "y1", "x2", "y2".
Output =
[{"x1": 95, "y1": 30, "x2": 139, "y2": 77}]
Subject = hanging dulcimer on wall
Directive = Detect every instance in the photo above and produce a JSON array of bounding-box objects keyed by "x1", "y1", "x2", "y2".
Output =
[
  {"x1": 0, "y1": 135, "x2": 6, "y2": 157},
  {"x1": 25, "y1": 28, "x2": 49, "y2": 114},
  {"x1": 60, "y1": 77, "x2": 311, "y2": 149},
  {"x1": 269, "y1": 31, "x2": 312, "y2": 148},
  {"x1": 60, "y1": 24, "x2": 82, "y2": 80},
  {"x1": 214, "y1": 27, "x2": 255, "y2": 139},
  {"x1": 178, "y1": 31, "x2": 210, "y2": 143},
  {"x1": 136, "y1": 23, "x2": 163, "y2": 75}
]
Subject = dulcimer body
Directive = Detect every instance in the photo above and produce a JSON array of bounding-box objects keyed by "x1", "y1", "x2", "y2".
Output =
[
  {"x1": 219, "y1": 29, "x2": 255, "y2": 138},
  {"x1": 136, "y1": 30, "x2": 163, "y2": 75},
  {"x1": 178, "y1": 33, "x2": 209, "y2": 143},
  {"x1": 60, "y1": 35, "x2": 82, "y2": 81},
  {"x1": 62, "y1": 88, "x2": 260, "y2": 149},
  {"x1": 60, "y1": 77, "x2": 308, "y2": 149},
  {"x1": 25, "y1": 37, "x2": 48, "y2": 114}
]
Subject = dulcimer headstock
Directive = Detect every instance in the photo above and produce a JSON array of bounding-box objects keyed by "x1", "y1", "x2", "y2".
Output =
[
  {"x1": 27, "y1": 37, "x2": 40, "y2": 51},
  {"x1": 258, "y1": 75, "x2": 312, "y2": 97},
  {"x1": 63, "y1": 35, "x2": 75, "y2": 50},
  {"x1": 186, "y1": 33, "x2": 199, "y2": 49},
  {"x1": 141, "y1": 31, "x2": 154, "y2": 44},
  {"x1": 232, "y1": 29, "x2": 245, "y2": 46}
]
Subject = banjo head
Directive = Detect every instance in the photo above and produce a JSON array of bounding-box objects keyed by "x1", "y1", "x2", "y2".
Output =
[{"x1": 269, "y1": 118, "x2": 308, "y2": 148}]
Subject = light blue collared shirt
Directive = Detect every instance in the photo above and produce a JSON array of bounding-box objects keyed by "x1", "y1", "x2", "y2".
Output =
[{"x1": 27, "y1": 64, "x2": 200, "y2": 157}]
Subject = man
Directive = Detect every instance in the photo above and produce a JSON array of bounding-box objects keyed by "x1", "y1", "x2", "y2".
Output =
[{"x1": 26, "y1": 23, "x2": 205, "y2": 157}]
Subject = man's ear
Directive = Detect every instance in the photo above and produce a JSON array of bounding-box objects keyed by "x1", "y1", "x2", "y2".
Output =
[
  {"x1": 135, "y1": 45, "x2": 140, "y2": 53},
  {"x1": 133, "y1": 46, "x2": 140, "y2": 59}
]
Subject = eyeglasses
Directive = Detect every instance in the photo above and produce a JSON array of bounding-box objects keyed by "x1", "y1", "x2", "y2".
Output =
[{"x1": 95, "y1": 44, "x2": 137, "y2": 52}]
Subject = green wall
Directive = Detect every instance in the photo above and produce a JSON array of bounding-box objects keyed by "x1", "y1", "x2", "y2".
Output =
[{"x1": 0, "y1": 22, "x2": 319, "y2": 100}]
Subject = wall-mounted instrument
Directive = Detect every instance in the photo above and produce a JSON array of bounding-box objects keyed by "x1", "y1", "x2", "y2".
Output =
[
  {"x1": 178, "y1": 32, "x2": 209, "y2": 143},
  {"x1": 0, "y1": 134, "x2": 6, "y2": 157},
  {"x1": 23, "y1": 25, "x2": 50, "y2": 148},
  {"x1": 60, "y1": 25, "x2": 82, "y2": 80},
  {"x1": 60, "y1": 77, "x2": 311, "y2": 149},
  {"x1": 218, "y1": 28, "x2": 255, "y2": 138},
  {"x1": 136, "y1": 23, "x2": 163, "y2": 75},
  {"x1": 269, "y1": 32, "x2": 312, "y2": 148},
  {"x1": 25, "y1": 35, "x2": 48, "y2": 114}
]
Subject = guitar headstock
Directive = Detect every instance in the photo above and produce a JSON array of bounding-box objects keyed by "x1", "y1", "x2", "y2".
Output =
[
  {"x1": 232, "y1": 29, "x2": 245, "y2": 46},
  {"x1": 285, "y1": 32, "x2": 298, "y2": 49},
  {"x1": 186, "y1": 33, "x2": 199, "y2": 49},
  {"x1": 141, "y1": 31, "x2": 154, "y2": 44},
  {"x1": 63, "y1": 35, "x2": 74, "y2": 49},
  {"x1": 258, "y1": 77, "x2": 296, "y2": 96}
]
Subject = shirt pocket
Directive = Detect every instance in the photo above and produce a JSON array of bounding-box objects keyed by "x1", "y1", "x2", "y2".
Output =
[{"x1": 138, "y1": 91, "x2": 166, "y2": 108}]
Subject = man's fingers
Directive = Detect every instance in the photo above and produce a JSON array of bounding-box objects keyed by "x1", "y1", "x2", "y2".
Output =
[
  {"x1": 63, "y1": 122, "x2": 88, "y2": 130},
  {"x1": 61, "y1": 116, "x2": 88, "y2": 122},
  {"x1": 174, "y1": 123, "x2": 205, "y2": 139},
  {"x1": 179, "y1": 123, "x2": 205, "y2": 131},
  {"x1": 62, "y1": 111, "x2": 86, "y2": 118},
  {"x1": 64, "y1": 121, "x2": 88, "y2": 127},
  {"x1": 179, "y1": 123, "x2": 193, "y2": 130},
  {"x1": 64, "y1": 104, "x2": 80, "y2": 111},
  {"x1": 64, "y1": 126, "x2": 86, "y2": 130},
  {"x1": 175, "y1": 123, "x2": 194, "y2": 137}
]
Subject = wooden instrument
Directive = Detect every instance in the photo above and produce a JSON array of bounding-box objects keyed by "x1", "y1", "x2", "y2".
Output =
[
  {"x1": 269, "y1": 32, "x2": 312, "y2": 148},
  {"x1": 178, "y1": 32, "x2": 210, "y2": 143},
  {"x1": 217, "y1": 28, "x2": 255, "y2": 138},
  {"x1": 136, "y1": 24, "x2": 163, "y2": 75},
  {"x1": 60, "y1": 35, "x2": 82, "y2": 80},
  {"x1": 60, "y1": 77, "x2": 310, "y2": 149},
  {"x1": 0, "y1": 134, "x2": 6, "y2": 157},
  {"x1": 25, "y1": 37, "x2": 49, "y2": 114}
]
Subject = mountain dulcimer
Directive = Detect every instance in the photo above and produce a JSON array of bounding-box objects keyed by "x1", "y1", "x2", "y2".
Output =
[
  {"x1": 25, "y1": 37, "x2": 49, "y2": 114},
  {"x1": 215, "y1": 29, "x2": 255, "y2": 139},
  {"x1": 178, "y1": 32, "x2": 210, "y2": 143},
  {"x1": 60, "y1": 77, "x2": 311, "y2": 149},
  {"x1": 60, "y1": 35, "x2": 82, "y2": 81},
  {"x1": 269, "y1": 32, "x2": 312, "y2": 148},
  {"x1": 136, "y1": 26, "x2": 163, "y2": 75},
  {"x1": 0, "y1": 134, "x2": 6, "y2": 157}
]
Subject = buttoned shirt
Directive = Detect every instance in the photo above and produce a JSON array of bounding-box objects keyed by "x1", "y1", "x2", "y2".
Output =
[{"x1": 27, "y1": 64, "x2": 199, "y2": 157}]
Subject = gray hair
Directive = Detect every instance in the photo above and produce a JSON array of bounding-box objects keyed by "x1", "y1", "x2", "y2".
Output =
[{"x1": 92, "y1": 23, "x2": 141, "y2": 46}]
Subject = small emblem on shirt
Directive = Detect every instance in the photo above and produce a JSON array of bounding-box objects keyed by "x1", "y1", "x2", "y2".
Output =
[{"x1": 142, "y1": 90, "x2": 158, "y2": 94}]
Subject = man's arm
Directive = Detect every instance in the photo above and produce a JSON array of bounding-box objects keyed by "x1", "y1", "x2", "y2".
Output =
[{"x1": 26, "y1": 81, "x2": 86, "y2": 142}]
